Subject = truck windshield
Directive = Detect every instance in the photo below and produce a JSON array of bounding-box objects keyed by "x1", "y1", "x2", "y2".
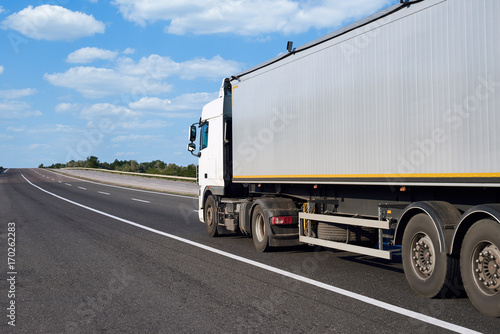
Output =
[{"x1": 200, "y1": 122, "x2": 209, "y2": 150}]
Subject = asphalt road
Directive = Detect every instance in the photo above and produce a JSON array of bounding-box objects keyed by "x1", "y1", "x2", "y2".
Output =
[{"x1": 0, "y1": 168, "x2": 498, "y2": 333}]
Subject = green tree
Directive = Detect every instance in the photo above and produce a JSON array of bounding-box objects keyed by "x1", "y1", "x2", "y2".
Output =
[
  {"x1": 84, "y1": 156, "x2": 99, "y2": 168},
  {"x1": 66, "y1": 160, "x2": 77, "y2": 168},
  {"x1": 186, "y1": 164, "x2": 196, "y2": 177},
  {"x1": 40, "y1": 157, "x2": 196, "y2": 178}
]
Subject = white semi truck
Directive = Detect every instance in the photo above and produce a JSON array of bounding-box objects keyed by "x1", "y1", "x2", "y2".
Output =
[{"x1": 187, "y1": 0, "x2": 500, "y2": 317}]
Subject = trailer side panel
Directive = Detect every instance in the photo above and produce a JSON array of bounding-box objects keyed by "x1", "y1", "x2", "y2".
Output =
[{"x1": 231, "y1": 0, "x2": 500, "y2": 185}]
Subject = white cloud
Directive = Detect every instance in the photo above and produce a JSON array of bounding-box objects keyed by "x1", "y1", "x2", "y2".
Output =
[
  {"x1": 44, "y1": 124, "x2": 74, "y2": 133},
  {"x1": 29, "y1": 144, "x2": 46, "y2": 150},
  {"x1": 55, "y1": 103, "x2": 82, "y2": 113},
  {"x1": 0, "y1": 66, "x2": 3, "y2": 74},
  {"x1": 6, "y1": 126, "x2": 26, "y2": 132},
  {"x1": 115, "y1": 55, "x2": 241, "y2": 80},
  {"x1": 122, "y1": 47, "x2": 136, "y2": 55},
  {"x1": 80, "y1": 103, "x2": 140, "y2": 120},
  {"x1": 67, "y1": 47, "x2": 119, "y2": 64},
  {"x1": 115, "y1": 55, "x2": 179, "y2": 78},
  {"x1": 112, "y1": 0, "x2": 395, "y2": 35},
  {"x1": 129, "y1": 92, "x2": 217, "y2": 116},
  {"x1": 179, "y1": 56, "x2": 241, "y2": 80},
  {"x1": 0, "y1": 7, "x2": 4, "y2": 15},
  {"x1": 45, "y1": 55, "x2": 241, "y2": 98},
  {"x1": 1, "y1": 5, "x2": 105, "y2": 41},
  {"x1": 10, "y1": 124, "x2": 75, "y2": 135},
  {"x1": 111, "y1": 1, "x2": 203, "y2": 27},
  {"x1": 112, "y1": 134, "x2": 163, "y2": 143},
  {"x1": 114, "y1": 120, "x2": 173, "y2": 129},
  {"x1": 0, "y1": 101, "x2": 42, "y2": 119},
  {"x1": 45, "y1": 66, "x2": 172, "y2": 98},
  {"x1": 0, "y1": 88, "x2": 37, "y2": 99},
  {"x1": 129, "y1": 97, "x2": 172, "y2": 110}
]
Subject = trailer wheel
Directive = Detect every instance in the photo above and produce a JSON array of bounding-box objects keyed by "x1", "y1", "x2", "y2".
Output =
[
  {"x1": 402, "y1": 213, "x2": 455, "y2": 298},
  {"x1": 460, "y1": 219, "x2": 500, "y2": 317},
  {"x1": 252, "y1": 205, "x2": 270, "y2": 252},
  {"x1": 204, "y1": 195, "x2": 218, "y2": 237}
]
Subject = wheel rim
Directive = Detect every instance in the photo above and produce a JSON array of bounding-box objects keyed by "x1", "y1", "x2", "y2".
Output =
[
  {"x1": 255, "y1": 213, "x2": 265, "y2": 242},
  {"x1": 471, "y1": 242, "x2": 500, "y2": 296},
  {"x1": 410, "y1": 232, "x2": 436, "y2": 279},
  {"x1": 206, "y1": 205, "x2": 214, "y2": 228}
]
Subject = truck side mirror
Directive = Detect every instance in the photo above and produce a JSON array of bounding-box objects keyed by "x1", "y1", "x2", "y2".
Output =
[
  {"x1": 189, "y1": 125, "x2": 197, "y2": 142},
  {"x1": 188, "y1": 143, "x2": 196, "y2": 152}
]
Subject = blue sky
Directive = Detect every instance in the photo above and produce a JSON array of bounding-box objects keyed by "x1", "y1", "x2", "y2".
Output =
[{"x1": 0, "y1": 0, "x2": 397, "y2": 168}]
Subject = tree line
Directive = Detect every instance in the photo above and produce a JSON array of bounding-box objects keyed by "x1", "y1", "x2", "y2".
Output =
[{"x1": 40, "y1": 156, "x2": 196, "y2": 178}]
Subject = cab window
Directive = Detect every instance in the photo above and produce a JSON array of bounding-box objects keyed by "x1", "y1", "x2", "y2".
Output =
[
  {"x1": 224, "y1": 79, "x2": 232, "y2": 97},
  {"x1": 200, "y1": 122, "x2": 209, "y2": 150}
]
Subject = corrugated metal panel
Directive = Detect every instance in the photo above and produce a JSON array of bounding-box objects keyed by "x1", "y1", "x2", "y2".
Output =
[{"x1": 231, "y1": 0, "x2": 500, "y2": 185}]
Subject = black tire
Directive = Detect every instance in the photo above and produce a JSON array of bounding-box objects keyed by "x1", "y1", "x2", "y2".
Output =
[
  {"x1": 402, "y1": 213, "x2": 458, "y2": 298},
  {"x1": 317, "y1": 222, "x2": 347, "y2": 242},
  {"x1": 204, "y1": 195, "x2": 218, "y2": 237},
  {"x1": 317, "y1": 222, "x2": 377, "y2": 245},
  {"x1": 252, "y1": 206, "x2": 270, "y2": 252},
  {"x1": 460, "y1": 219, "x2": 500, "y2": 317}
]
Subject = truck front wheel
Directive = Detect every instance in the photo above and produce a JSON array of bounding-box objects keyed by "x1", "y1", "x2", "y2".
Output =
[
  {"x1": 204, "y1": 195, "x2": 218, "y2": 237},
  {"x1": 402, "y1": 213, "x2": 457, "y2": 298},
  {"x1": 252, "y1": 205, "x2": 270, "y2": 252},
  {"x1": 460, "y1": 219, "x2": 500, "y2": 317}
]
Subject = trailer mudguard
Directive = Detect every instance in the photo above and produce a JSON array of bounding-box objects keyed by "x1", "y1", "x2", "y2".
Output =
[
  {"x1": 450, "y1": 204, "x2": 500, "y2": 257},
  {"x1": 395, "y1": 201, "x2": 461, "y2": 254}
]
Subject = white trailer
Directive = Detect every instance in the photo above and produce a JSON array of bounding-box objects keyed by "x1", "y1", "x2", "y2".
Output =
[{"x1": 188, "y1": 0, "x2": 500, "y2": 317}]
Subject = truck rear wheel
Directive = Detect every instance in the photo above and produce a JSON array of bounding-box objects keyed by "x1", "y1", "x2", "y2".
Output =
[
  {"x1": 460, "y1": 219, "x2": 500, "y2": 317},
  {"x1": 402, "y1": 213, "x2": 457, "y2": 298},
  {"x1": 204, "y1": 195, "x2": 218, "y2": 237},
  {"x1": 252, "y1": 205, "x2": 270, "y2": 252}
]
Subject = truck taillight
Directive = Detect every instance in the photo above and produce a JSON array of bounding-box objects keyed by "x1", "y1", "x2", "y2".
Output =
[{"x1": 271, "y1": 216, "x2": 293, "y2": 225}]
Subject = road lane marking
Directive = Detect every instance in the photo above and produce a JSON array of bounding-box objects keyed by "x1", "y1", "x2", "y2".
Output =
[
  {"x1": 65, "y1": 183, "x2": 72, "y2": 186},
  {"x1": 58, "y1": 181, "x2": 62, "y2": 183},
  {"x1": 98, "y1": 191, "x2": 110, "y2": 195},
  {"x1": 131, "y1": 198, "x2": 150, "y2": 203},
  {"x1": 20, "y1": 172, "x2": 479, "y2": 334},
  {"x1": 78, "y1": 187, "x2": 87, "y2": 190}
]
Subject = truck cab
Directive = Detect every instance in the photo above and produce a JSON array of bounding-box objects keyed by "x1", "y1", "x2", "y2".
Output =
[{"x1": 188, "y1": 78, "x2": 233, "y2": 222}]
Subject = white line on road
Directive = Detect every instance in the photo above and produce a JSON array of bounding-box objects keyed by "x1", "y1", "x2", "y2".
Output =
[
  {"x1": 58, "y1": 181, "x2": 62, "y2": 183},
  {"x1": 78, "y1": 187, "x2": 87, "y2": 190},
  {"x1": 20, "y1": 172, "x2": 480, "y2": 334},
  {"x1": 98, "y1": 191, "x2": 110, "y2": 196},
  {"x1": 131, "y1": 198, "x2": 150, "y2": 203},
  {"x1": 65, "y1": 183, "x2": 72, "y2": 186}
]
